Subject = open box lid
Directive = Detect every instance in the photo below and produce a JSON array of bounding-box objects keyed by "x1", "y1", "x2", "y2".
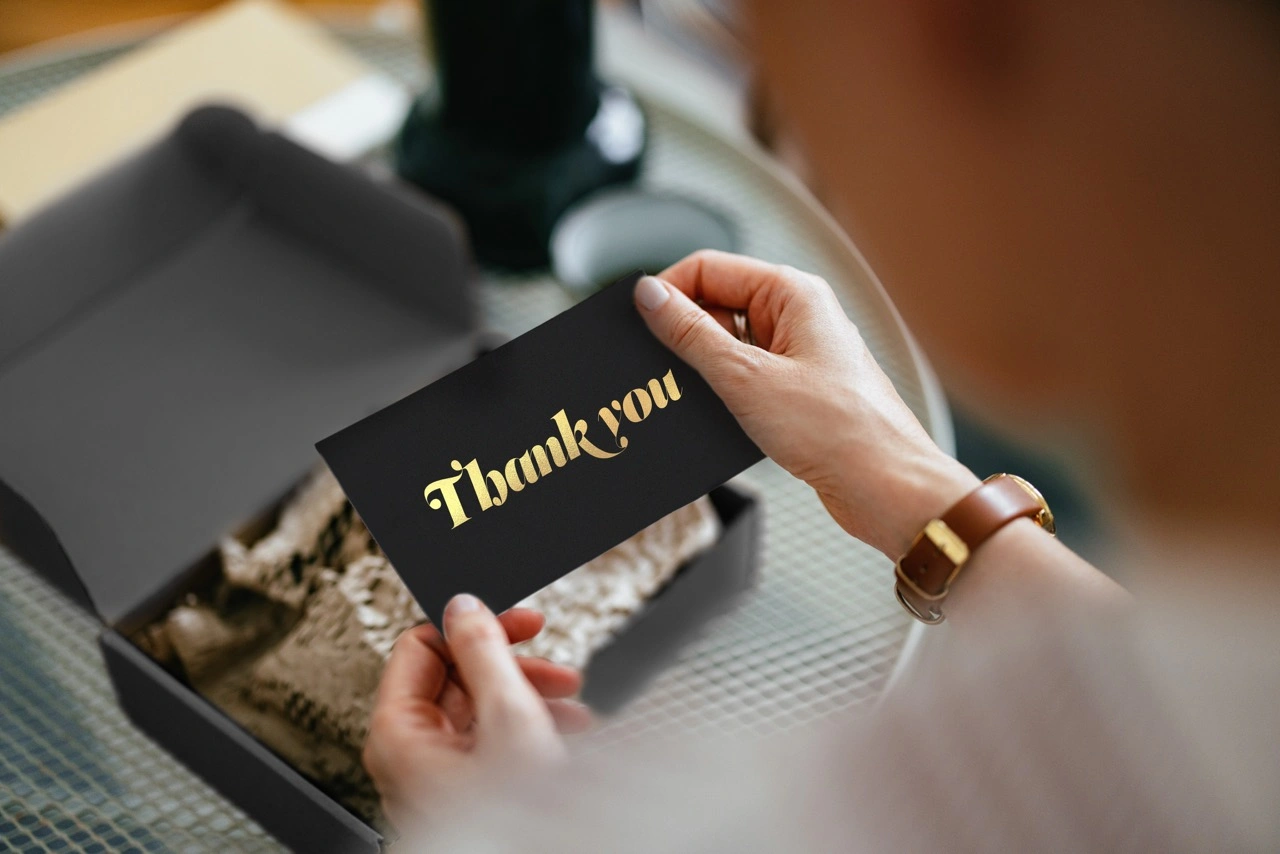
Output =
[{"x1": 0, "y1": 105, "x2": 479, "y2": 627}]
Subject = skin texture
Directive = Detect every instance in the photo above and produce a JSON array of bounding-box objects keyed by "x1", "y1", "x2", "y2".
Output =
[
  {"x1": 363, "y1": 600, "x2": 590, "y2": 830},
  {"x1": 366, "y1": 248, "x2": 1125, "y2": 829},
  {"x1": 365, "y1": 0, "x2": 1280, "y2": 823},
  {"x1": 632, "y1": 254, "x2": 1126, "y2": 628},
  {"x1": 633, "y1": 252, "x2": 981, "y2": 559}
]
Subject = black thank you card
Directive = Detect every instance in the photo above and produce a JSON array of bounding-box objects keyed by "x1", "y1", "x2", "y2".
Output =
[{"x1": 317, "y1": 272, "x2": 763, "y2": 625}]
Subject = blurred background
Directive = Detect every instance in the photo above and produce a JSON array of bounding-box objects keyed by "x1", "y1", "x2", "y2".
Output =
[
  {"x1": 0, "y1": 0, "x2": 1103, "y2": 566},
  {"x1": 0, "y1": 3, "x2": 1110, "y2": 852}
]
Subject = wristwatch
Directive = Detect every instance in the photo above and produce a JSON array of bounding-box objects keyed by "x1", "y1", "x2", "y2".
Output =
[{"x1": 894, "y1": 473, "x2": 1055, "y2": 624}]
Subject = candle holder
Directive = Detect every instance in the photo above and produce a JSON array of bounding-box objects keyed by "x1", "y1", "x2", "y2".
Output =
[{"x1": 396, "y1": 0, "x2": 647, "y2": 270}]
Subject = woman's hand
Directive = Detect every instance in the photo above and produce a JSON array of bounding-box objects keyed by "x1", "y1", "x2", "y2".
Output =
[
  {"x1": 634, "y1": 250, "x2": 980, "y2": 558},
  {"x1": 363, "y1": 594, "x2": 592, "y2": 830}
]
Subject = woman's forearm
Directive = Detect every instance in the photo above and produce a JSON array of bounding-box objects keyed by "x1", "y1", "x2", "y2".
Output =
[
  {"x1": 934, "y1": 516, "x2": 1130, "y2": 631},
  {"x1": 831, "y1": 450, "x2": 1131, "y2": 629},
  {"x1": 627, "y1": 255, "x2": 1129, "y2": 628}
]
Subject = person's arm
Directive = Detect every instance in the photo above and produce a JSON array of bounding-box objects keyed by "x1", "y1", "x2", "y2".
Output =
[
  {"x1": 632, "y1": 250, "x2": 1128, "y2": 630},
  {"x1": 363, "y1": 251, "x2": 1129, "y2": 824}
]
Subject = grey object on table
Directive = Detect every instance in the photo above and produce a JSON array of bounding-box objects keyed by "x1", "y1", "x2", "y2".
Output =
[
  {"x1": 0, "y1": 102, "x2": 479, "y2": 854},
  {"x1": 0, "y1": 15, "x2": 952, "y2": 853},
  {"x1": 0, "y1": 104, "x2": 478, "y2": 629},
  {"x1": 551, "y1": 187, "x2": 738, "y2": 297}
]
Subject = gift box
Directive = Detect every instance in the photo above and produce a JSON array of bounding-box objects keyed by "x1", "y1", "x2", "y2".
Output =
[{"x1": 0, "y1": 106, "x2": 759, "y2": 851}]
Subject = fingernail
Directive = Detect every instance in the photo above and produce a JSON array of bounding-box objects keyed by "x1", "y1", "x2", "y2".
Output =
[
  {"x1": 448, "y1": 593, "x2": 482, "y2": 614},
  {"x1": 635, "y1": 275, "x2": 670, "y2": 311}
]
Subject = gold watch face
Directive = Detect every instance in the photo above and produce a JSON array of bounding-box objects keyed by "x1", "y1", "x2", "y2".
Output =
[{"x1": 1002, "y1": 473, "x2": 1057, "y2": 536}]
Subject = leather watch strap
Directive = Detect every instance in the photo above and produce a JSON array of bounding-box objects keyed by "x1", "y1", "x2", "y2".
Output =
[{"x1": 894, "y1": 474, "x2": 1053, "y2": 624}]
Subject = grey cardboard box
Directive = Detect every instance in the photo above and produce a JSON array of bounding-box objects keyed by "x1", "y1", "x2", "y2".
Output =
[{"x1": 0, "y1": 106, "x2": 759, "y2": 852}]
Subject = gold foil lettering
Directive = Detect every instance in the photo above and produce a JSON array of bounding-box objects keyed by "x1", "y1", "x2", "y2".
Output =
[
  {"x1": 544, "y1": 436, "x2": 568, "y2": 468},
  {"x1": 423, "y1": 370, "x2": 684, "y2": 528},
  {"x1": 424, "y1": 473, "x2": 471, "y2": 528},
  {"x1": 576, "y1": 419, "x2": 623, "y2": 460},
  {"x1": 662, "y1": 369, "x2": 682, "y2": 401},
  {"x1": 531, "y1": 445, "x2": 555, "y2": 476},
  {"x1": 457, "y1": 459, "x2": 492, "y2": 511},
  {"x1": 597, "y1": 405, "x2": 630, "y2": 451},
  {"x1": 551, "y1": 409, "x2": 581, "y2": 460},
  {"x1": 485, "y1": 469, "x2": 509, "y2": 505},
  {"x1": 518, "y1": 451, "x2": 540, "y2": 483},
  {"x1": 504, "y1": 457, "x2": 527, "y2": 492},
  {"x1": 648, "y1": 377, "x2": 670, "y2": 408},
  {"x1": 622, "y1": 388, "x2": 653, "y2": 423}
]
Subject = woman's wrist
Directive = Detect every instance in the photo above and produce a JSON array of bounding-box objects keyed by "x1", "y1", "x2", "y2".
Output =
[
  {"x1": 832, "y1": 449, "x2": 981, "y2": 559},
  {"x1": 888, "y1": 457, "x2": 982, "y2": 557}
]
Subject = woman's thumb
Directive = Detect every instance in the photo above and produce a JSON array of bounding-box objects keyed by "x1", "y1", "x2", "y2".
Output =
[{"x1": 633, "y1": 275, "x2": 745, "y2": 381}]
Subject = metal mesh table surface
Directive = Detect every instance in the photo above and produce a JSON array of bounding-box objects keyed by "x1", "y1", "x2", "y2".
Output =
[{"x1": 0, "y1": 20, "x2": 948, "y2": 852}]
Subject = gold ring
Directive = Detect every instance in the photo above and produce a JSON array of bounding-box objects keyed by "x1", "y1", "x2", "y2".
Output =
[{"x1": 732, "y1": 311, "x2": 756, "y2": 346}]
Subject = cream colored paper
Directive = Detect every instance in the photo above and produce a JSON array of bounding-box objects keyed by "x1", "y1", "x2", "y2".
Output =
[{"x1": 0, "y1": 0, "x2": 372, "y2": 226}]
